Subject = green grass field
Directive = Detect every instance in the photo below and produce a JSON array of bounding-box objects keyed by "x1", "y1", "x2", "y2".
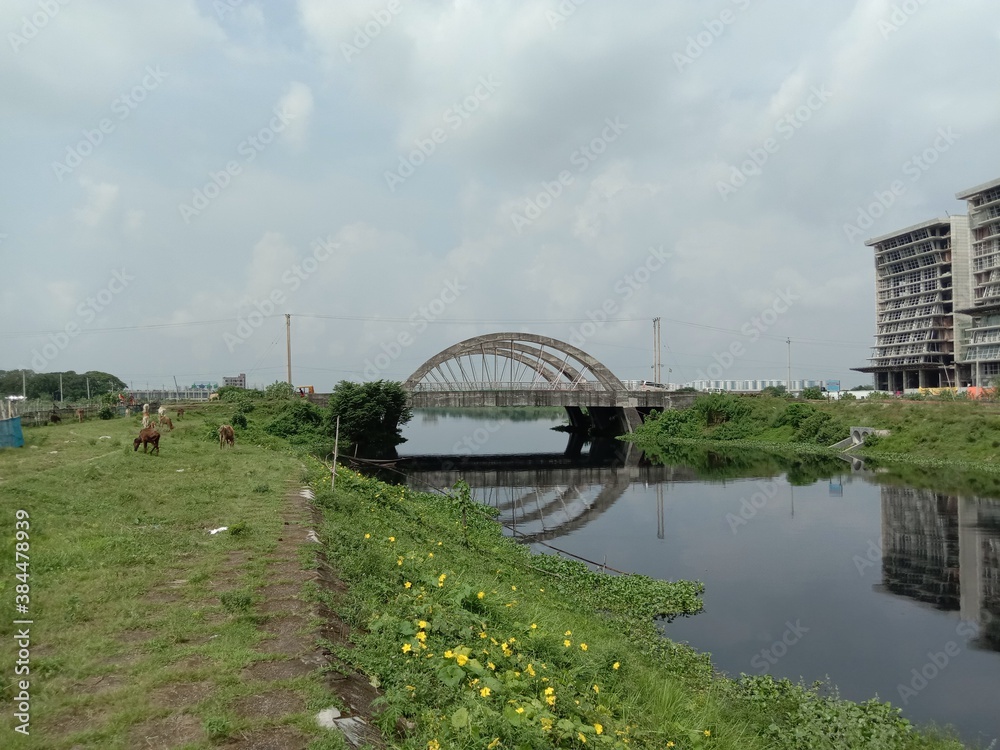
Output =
[{"x1": 0, "y1": 407, "x2": 343, "y2": 749}]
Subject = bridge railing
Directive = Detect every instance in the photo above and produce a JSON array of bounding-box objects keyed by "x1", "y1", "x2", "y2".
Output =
[{"x1": 409, "y1": 381, "x2": 607, "y2": 392}]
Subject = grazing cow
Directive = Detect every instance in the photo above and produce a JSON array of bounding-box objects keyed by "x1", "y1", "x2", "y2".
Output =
[
  {"x1": 133, "y1": 426, "x2": 160, "y2": 455},
  {"x1": 209, "y1": 393, "x2": 220, "y2": 401},
  {"x1": 158, "y1": 406, "x2": 167, "y2": 419},
  {"x1": 141, "y1": 403, "x2": 152, "y2": 429},
  {"x1": 49, "y1": 412, "x2": 61, "y2": 424},
  {"x1": 76, "y1": 408, "x2": 85, "y2": 422},
  {"x1": 218, "y1": 424, "x2": 235, "y2": 449},
  {"x1": 158, "y1": 415, "x2": 174, "y2": 431},
  {"x1": 125, "y1": 407, "x2": 132, "y2": 417},
  {"x1": 176, "y1": 408, "x2": 185, "y2": 419}
]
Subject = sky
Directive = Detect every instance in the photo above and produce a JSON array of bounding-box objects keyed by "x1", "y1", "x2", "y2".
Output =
[{"x1": 2, "y1": 0, "x2": 999, "y2": 392}]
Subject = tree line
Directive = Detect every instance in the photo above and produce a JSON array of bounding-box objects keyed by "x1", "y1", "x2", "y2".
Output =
[{"x1": 0, "y1": 370, "x2": 127, "y2": 402}]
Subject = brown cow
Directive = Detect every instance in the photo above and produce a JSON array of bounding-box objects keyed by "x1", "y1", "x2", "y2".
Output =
[
  {"x1": 158, "y1": 415, "x2": 174, "y2": 431},
  {"x1": 49, "y1": 412, "x2": 61, "y2": 424},
  {"x1": 176, "y1": 408, "x2": 185, "y2": 419},
  {"x1": 133, "y1": 426, "x2": 160, "y2": 455},
  {"x1": 218, "y1": 424, "x2": 235, "y2": 449},
  {"x1": 76, "y1": 408, "x2": 85, "y2": 423}
]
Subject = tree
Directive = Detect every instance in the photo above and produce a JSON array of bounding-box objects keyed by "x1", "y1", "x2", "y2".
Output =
[
  {"x1": 800, "y1": 386, "x2": 824, "y2": 400},
  {"x1": 760, "y1": 385, "x2": 788, "y2": 398},
  {"x1": 327, "y1": 380, "x2": 412, "y2": 456}
]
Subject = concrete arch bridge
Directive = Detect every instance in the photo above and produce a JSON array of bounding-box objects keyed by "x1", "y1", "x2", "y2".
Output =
[{"x1": 402, "y1": 332, "x2": 696, "y2": 435}]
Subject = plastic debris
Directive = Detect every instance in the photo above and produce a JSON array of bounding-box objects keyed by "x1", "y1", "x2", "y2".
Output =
[{"x1": 208, "y1": 527, "x2": 228, "y2": 535}]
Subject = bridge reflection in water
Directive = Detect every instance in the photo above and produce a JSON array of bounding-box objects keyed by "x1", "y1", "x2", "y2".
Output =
[
  {"x1": 396, "y1": 443, "x2": 1000, "y2": 653},
  {"x1": 397, "y1": 438, "x2": 701, "y2": 544}
]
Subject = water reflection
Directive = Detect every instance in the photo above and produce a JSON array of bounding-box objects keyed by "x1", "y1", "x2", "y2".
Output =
[
  {"x1": 877, "y1": 486, "x2": 1000, "y2": 652},
  {"x1": 399, "y1": 440, "x2": 1000, "y2": 655}
]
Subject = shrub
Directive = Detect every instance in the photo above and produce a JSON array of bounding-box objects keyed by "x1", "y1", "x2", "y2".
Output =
[
  {"x1": 264, "y1": 381, "x2": 296, "y2": 400},
  {"x1": 231, "y1": 411, "x2": 248, "y2": 429},
  {"x1": 97, "y1": 405, "x2": 115, "y2": 420}
]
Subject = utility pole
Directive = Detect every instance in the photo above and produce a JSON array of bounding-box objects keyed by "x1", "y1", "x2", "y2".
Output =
[
  {"x1": 22, "y1": 370, "x2": 26, "y2": 398},
  {"x1": 86, "y1": 377, "x2": 90, "y2": 400},
  {"x1": 786, "y1": 337, "x2": 792, "y2": 393},
  {"x1": 285, "y1": 314, "x2": 292, "y2": 385},
  {"x1": 59, "y1": 373, "x2": 63, "y2": 404},
  {"x1": 653, "y1": 317, "x2": 662, "y2": 383}
]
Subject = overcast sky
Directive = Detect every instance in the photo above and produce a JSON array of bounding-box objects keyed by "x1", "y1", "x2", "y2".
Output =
[{"x1": 2, "y1": 0, "x2": 998, "y2": 391}]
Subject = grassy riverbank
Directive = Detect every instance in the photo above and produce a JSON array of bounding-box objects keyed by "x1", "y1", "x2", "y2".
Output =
[
  {"x1": 312, "y1": 464, "x2": 966, "y2": 749},
  {"x1": 0, "y1": 400, "x2": 972, "y2": 748},
  {"x1": 629, "y1": 393, "x2": 1000, "y2": 469}
]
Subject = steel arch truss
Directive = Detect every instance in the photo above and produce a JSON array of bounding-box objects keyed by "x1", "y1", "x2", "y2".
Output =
[{"x1": 403, "y1": 332, "x2": 628, "y2": 393}]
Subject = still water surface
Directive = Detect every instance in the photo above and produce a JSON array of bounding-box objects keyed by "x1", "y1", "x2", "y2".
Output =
[{"x1": 394, "y1": 411, "x2": 1000, "y2": 745}]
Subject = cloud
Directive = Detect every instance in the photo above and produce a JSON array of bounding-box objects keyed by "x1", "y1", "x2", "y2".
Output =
[
  {"x1": 275, "y1": 81, "x2": 314, "y2": 149},
  {"x1": 73, "y1": 178, "x2": 119, "y2": 226}
]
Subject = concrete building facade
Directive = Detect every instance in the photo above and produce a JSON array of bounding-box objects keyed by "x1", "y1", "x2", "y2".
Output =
[
  {"x1": 223, "y1": 373, "x2": 247, "y2": 389},
  {"x1": 856, "y1": 216, "x2": 970, "y2": 391},
  {"x1": 956, "y1": 177, "x2": 1000, "y2": 387}
]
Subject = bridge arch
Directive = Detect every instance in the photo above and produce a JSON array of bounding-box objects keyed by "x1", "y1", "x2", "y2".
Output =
[{"x1": 403, "y1": 332, "x2": 629, "y2": 392}]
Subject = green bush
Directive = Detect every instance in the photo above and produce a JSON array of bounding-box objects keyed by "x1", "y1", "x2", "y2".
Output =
[
  {"x1": 97, "y1": 405, "x2": 115, "y2": 420},
  {"x1": 231, "y1": 411, "x2": 248, "y2": 429},
  {"x1": 264, "y1": 381, "x2": 296, "y2": 400},
  {"x1": 265, "y1": 399, "x2": 323, "y2": 438},
  {"x1": 772, "y1": 403, "x2": 816, "y2": 429}
]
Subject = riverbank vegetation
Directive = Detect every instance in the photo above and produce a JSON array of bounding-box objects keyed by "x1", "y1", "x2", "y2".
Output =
[
  {"x1": 0, "y1": 397, "x2": 973, "y2": 747},
  {"x1": 631, "y1": 393, "x2": 1000, "y2": 468}
]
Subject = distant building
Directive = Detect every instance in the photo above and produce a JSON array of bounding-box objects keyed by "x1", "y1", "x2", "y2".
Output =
[
  {"x1": 855, "y1": 176, "x2": 1000, "y2": 391},
  {"x1": 223, "y1": 373, "x2": 247, "y2": 389}
]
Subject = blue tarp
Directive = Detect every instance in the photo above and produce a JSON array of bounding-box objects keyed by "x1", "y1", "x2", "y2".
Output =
[{"x1": 0, "y1": 417, "x2": 25, "y2": 448}]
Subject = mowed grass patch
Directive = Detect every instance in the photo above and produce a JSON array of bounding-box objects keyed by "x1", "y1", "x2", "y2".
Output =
[{"x1": 0, "y1": 406, "x2": 330, "y2": 749}]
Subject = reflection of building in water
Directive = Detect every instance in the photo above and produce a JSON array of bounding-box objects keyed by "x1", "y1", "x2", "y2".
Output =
[{"x1": 879, "y1": 485, "x2": 1000, "y2": 650}]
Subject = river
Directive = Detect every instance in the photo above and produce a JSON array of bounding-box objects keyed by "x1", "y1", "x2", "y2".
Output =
[{"x1": 390, "y1": 410, "x2": 1000, "y2": 746}]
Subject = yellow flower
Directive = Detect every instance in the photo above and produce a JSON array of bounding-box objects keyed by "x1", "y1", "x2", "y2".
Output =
[
  {"x1": 613, "y1": 661, "x2": 620, "y2": 670},
  {"x1": 487, "y1": 661, "x2": 496, "y2": 670},
  {"x1": 563, "y1": 639, "x2": 571, "y2": 648},
  {"x1": 544, "y1": 686, "x2": 554, "y2": 696},
  {"x1": 444, "y1": 650, "x2": 454, "y2": 659},
  {"x1": 401, "y1": 643, "x2": 412, "y2": 653},
  {"x1": 564, "y1": 630, "x2": 572, "y2": 636},
  {"x1": 667, "y1": 743, "x2": 675, "y2": 748},
  {"x1": 406, "y1": 685, "x2": 415, "y2": 691},
  {"x1": 480, "y1": 686, "x2": 491, "y2": 697},
  {"x1": 592, "y1": 684, "x2": 599, "y2": 694},
  {"x1": 456, "y1": 654, "x2": 469, "y2": 666},
  {"x1": 404, "y1": 581, "x2": 412, "y2": 589},
  {"x1": 397, "y1": 557, "x2": 403, "y2": 566},
  {"x1": 704, "y1": 730, "x2": 711, "y2": 737},
  {"x1": 477, "y1": 591, "x2": 485, "y2": 599},
  {"x1": 540, "y1": 718, "x2": 553, "y2": 732},
  {"x1": 577, "y1": 732, "x2": 587, "y2": 743},
  {"x1": 388, "y1": 536, "x2": 395, "y2": 542},
  {"x1": 416, "y1": 631, "x2": 427, "y2": 642},
  {"x1": 418, "y1": 621, "x2": 427, "y2": 629},
  {"x1": 428, "y1": 741, "x2": 440, "y2": 750},
  {"x1": 546, "y1": 695, "x2": 556, "y2": 706},
  {"x1": 487, "y1": 739, "x2": 500, "y2": 749},
  {"x1": 511, "y1": 585, "x2": 517, "y2": 590},
  {"x1": 580, "y1": 643, "x2": 588, "y2": 651},
  {"x1": 530, "y1": 623, "x2": 537, "y2": 629},
  {"x1": 525, "y1": 663, "x2": 535, "y2": 676},
  {"x1": 428, "y1": 552, "x2": 434, "y2": 558},
  {"x1": 515, "y1": 706, "x2": 525, "y2": 714},
  {"x1": 479, "y1": 631, "x2": 487, "y2": 639},
  {"x1": 364, "y1": 533, "x2": 371, "y2": 539},
  {"x1": 594, "y1": 723, "x2": 603, "y2": 735}
]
